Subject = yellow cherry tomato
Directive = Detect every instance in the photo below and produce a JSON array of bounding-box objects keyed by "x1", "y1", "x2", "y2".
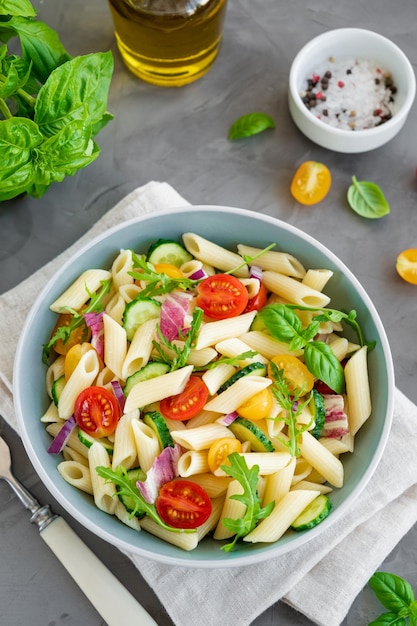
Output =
[
  {"x1": 396, "y1": 249, "x2": 417, "y2": 285},
  {"x1": 153, "y1": 263, "x2": 183, "y2": 278},
  {"x1": 237, "y1": 387, "x2": 274, "y2": 421},
  {"x1": 290, "y1": 161, "x2": 331, "y2": 205},
  {"x1": 208, "y1": 437, "x2": 242, "y2": 474},
  {"x1": 64, "y1": 342, "x2": 98, "y2": 381},
  {"x1": 268, "y1": 354, "x2": 314, "y2": 393}
]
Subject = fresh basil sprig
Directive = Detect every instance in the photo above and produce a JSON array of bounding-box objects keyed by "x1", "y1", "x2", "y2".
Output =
[
  {"x1": 0, "y1": 0, "x2": 113, "y2": 201},
  {"x1": 368, "y1": 572, "x2": 417, "y2": 625},
  {"x1": 258, "y1": 303, "x2": 345, "y2": 394},
  {"x1": 228, "y1": 112, "x2": 275, "y2": 140},
  {"x1": 347, "y1": 176, "x2": 390, "y2": 219}
]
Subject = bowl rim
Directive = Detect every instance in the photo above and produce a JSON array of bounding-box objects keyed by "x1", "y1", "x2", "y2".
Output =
[
  {"x1": 289, "y1": 27, "x2": 417, "y2": 139},
  {"x1": 13, "y1": 205, "x2": 396, "y2": 568}
]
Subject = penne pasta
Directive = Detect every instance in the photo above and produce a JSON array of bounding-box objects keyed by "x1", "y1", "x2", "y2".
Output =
[
  {"x1": 182, "y1": 233, "x2": 249, "y2": 278},
  {"x1": 344, "y1": 345, "x2": 371, "y2": 435},
  {"x1": 50, "y1": 269, "x2": 111, "y2": 312},
  {"x1": 262, "y1": 270, "x2": 330, "y2": 308}
]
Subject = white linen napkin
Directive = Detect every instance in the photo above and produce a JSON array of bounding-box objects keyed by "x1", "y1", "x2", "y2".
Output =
[{"x1": 1, "y1": 181, "x2": 417, "y2": 626}]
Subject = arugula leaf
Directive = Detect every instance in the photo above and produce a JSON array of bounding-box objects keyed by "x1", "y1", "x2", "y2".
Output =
[
  {"x1": 347, "y1": 176, "x2": 390, "y2": 219},
  {"x1": 152, "y1": 306, "x2": 203, "y2": 371},
  {"x1": 42, "y1": 278, "x2": 111, "y2": 363},
  {"x1": 220, "y1": 453, "x2": 274, "y2": 552},
  {"x1": 269, "y1": 362, "x2": 313, "y2": 456},
  {"x1": 193, "y1": 350, "x2": 258, "y2": 371},
  {"x1": 95, "y1": 465, "x2": 195, "y2": 534},
  {"x1": 130, "y1": 252, "x2": 198, "y2": 297},
  {"x1": 228, "y1": 112, "x2": 275, "y2": 140}
]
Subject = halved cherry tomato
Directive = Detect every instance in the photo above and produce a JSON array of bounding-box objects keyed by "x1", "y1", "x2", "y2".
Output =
[
  {"x1": 160, "y1": 376, "x2": 209, "y2": 421},
  {"x1": 396, "y1": 249, "x2": 417, "y2": 285},
  {"x1": 52, "y1": 313, "x2": 91, "y2": 355},
  {"x1": 74, "y1": 386, "x2": 121, "y2": 438},
  {"x1": 290, "y1": 161, "x2": 331, "y2": 205},
  {"x1": 268, "y1": 354, "x2": 314, "y2": 393},
  {"x1": 243, "y1": 282, "x2": 268, "y2": 313},
  {"x1": 208, "y1": 437, "x2": 242, "y2": 474},
  {"x1": 196, "y1": 274, "x2": 249, "y2": 320},
  {"x1": 237, "y1": 387, "x2": 274, "y2": 420},
  {"x1": 155, "y1": 479, "x2": 212, "y2": 529},
  {"x1": 153, "y1": 263, "x2": 184, "y2": 278},
  {"x1": 64, "y1": 342, "x2": 101, "y2": 381}
]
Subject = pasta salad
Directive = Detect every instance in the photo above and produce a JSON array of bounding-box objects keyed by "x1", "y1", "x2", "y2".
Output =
[{"x1": 41, "y1": 233, "x2": 372, "y2": 552}]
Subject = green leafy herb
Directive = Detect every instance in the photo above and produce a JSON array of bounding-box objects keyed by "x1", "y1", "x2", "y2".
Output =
[
  {"x1": 224, "y1": 242, "x2": 276, "y2": 276},
  {"x1": 220, "y1": 453, "x2": 274, "y2": 552},
  {"x1": 228, "y1": 112, "x2": 275, "y2": 140},
  {"x1": 42, "y1": 278, "x2": 112, "y2": 363},
  {"x1": 269, "y1": 361, "x2": 313, "y2": 456},
  {"x1": 368, "y1": 572, "x2": 417, "y2": 625},
  {"x1": 194, "y1": 350, "x2": 258, "y2": 371},
  {"x1": 153, "y1": 306, "x2": 204, "y2": 371},
  {"x1": 130, "y1": 252, "x2": 199, "y2": 297},
  {"x1": 258, "y1": 303, "x2": 349, "y2": 393},
  {"x1": 347, "y1": 176, "x2": 390, "y2": 219},
  {"x1": 95, "y1": 465, "x2": 195, "y2": 534},
  {"x1": 0, "y1": 0, "x2": 113, "y2": 201}
]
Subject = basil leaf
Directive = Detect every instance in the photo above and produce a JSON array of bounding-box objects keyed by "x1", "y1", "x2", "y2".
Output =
[
  {"x1": 34, "y1": 51, "x2": 114, "y2": 137},
  {"x1": 37, "y1": 121, "x2": 99, "y2": 177},
  {"x1": 347, "y1": 176, "x2": 390, "y2": 219},
  {"x1": 0, "y1": 57, "x2": 32, "y2": 98},
  {"x1": 369, "y1": 573, "x2": 415, "y2": 614},
  {"x1": 304, "y1": 341, "x2": 345, "y2": 394},
  {"x1": 0, "y1": 117, "x2": 42, "y2": 179},
  {"x1": 0, "y1": 0, "x2": 36, "y2": 17},
  {"x1": 228, "y1": 112, "x2": 275, "y2": 140},
  {"x1": 1, "y1": 16, "x2": 71, "y2": 83},
  {"x1": 258, "y1": 303, "x2": 304, "y2": 345}
]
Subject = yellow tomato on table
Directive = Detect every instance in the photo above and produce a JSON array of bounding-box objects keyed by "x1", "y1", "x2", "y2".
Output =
[
  {"x1": 396, "y1": 249, "x2": 417, "y2": 285},
  {"x1": 290, "y1": 161, "x2": 331, "y2": 205}
]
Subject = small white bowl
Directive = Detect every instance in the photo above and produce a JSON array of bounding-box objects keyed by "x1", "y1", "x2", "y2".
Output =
[{"x1": 288, "y1": 28, "x2": 416, "y2": 153}]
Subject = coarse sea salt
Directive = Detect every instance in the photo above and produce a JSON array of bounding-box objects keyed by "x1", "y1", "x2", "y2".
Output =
[{"x1": 300, "y1": 57, "x2": 397, "y2": 131}]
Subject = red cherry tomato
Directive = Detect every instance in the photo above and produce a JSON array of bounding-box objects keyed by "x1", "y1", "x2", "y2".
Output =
[
  {"x1": 160, "y1": 376, "x2": 209, "y2": 421},
  {"x1": 156, "y1": 479, "x2": 212, "y2": 529},
  {"x1": 74, "y1": 386, "x2": 121, "y2": 438},
  {"x1": 196, "y1": 274, "x2": 249, "y2": 320},
  {"x1": 244, "y1": 281, "x2": 268, "y2": 313}
]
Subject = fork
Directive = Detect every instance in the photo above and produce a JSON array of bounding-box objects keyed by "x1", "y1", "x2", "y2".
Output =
[{"x1": 0, "y1": 434, "x2": 158, "y2": 626}]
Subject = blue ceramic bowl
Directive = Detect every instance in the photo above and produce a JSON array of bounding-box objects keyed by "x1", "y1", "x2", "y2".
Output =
[{"x1": 14, "y1": 206, "x2": 394, "y2": 567}]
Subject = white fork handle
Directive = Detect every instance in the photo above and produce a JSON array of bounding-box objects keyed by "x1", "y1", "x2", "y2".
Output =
[{"x1": 40, "y1": 516, "x2": 158, "y2": 626}]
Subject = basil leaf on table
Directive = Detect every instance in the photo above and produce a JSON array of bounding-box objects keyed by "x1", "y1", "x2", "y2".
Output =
[
  {"x1": 228, "y1": 112, "x2": 275, "y2": 140},
  {"x1": 34, "y1": 51, "x2": 114, "y2": 137},
  {"x1": 347, "y1": 176, "x2": 390, "y2": 219}
]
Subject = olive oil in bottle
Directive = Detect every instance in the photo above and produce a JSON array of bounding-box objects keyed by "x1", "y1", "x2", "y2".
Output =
[{"x1": 107, "y1": 0, "x2": 228, "y2": 87}]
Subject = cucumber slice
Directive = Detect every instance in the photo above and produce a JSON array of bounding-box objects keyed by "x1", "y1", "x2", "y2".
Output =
[
  {"x1": 250, "y1": 314, "x2": 267, "y2": 332},
  {"x1": 122, "y1": 296, "x2": 161, "y2": 341},
  {"x1": 146, "y1": 239, "x2": 193, "y2": 268},
  {"x1": 142, "y1": 411, "x2": 174, "y2": 449},
  {"x1": 117, "y1": 467, "x2": 146, "y2": 518},
  {"x1": 310, "y1": 388, "x2": 326, "y2": 439},
  {"x1": 229, "y1": 417, "x2": 274, "y2": 452},
  {"x1": 77, "y1": 429, "x2": 114, "y2": 455},
  {"x1": 51, "y1": 375, "x2": 65, "y2": 406},
  {"x1": 217, "y1": 362, "x2": 267, "y2": 394},
  {"x1": 124, "y1": 361, "x2": 170, "y2": 397},
  {"x1": 291, "y1": 494, "x2": 332, "y2": 531}
]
